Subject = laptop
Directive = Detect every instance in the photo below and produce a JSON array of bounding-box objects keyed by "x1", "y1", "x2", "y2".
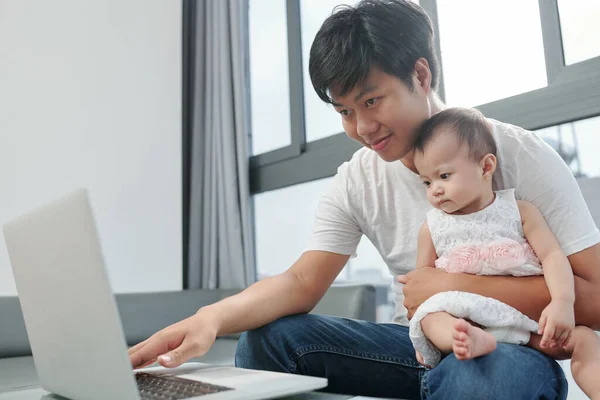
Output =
[{"x1": 3, "y1": 189, "x2": 328, "y2": 400}]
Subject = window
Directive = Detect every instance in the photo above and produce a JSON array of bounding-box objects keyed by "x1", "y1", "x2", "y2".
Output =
[
  {"x1": 536, "y1": 115, "x2": 600, "y2": 179},
  {"x1": 300, "y1": 0, "x2": 354, "y2": 142},
  {"x1": 437, "y1": 0, "x2": 547, "y2": 107},
  {"x1": 249, "y1": 0, "x2": 600, "y2": 190},
  {"x1": 557, "y1": 0, "x2": 600, "y2": 65},
  {"x1": 249, "y1": 0, "x2": 292, "y2": 155},
  {"x1": 254, "y1": 176, "x2": 393, "y2": 282},
  {"x1": 347, "y1": 237, "x2": 395, "y2": 322},
  {"x1": 254, "y1": 177, "x2": 332, "y2": 278}
]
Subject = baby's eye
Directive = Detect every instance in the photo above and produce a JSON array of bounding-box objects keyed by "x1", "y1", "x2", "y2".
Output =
[
  {"x1": 422, "y1": 181, "x2": 431, "y2": 187},
  {"x1": 339, "y1": 109, "x2": 349, "y2": 116},
  {"x1": 440, "y1": 173, "x2": 450, "y2": 180}
]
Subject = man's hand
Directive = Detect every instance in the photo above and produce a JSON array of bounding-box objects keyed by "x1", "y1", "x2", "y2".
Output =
[
  {"x1": 415, "y1": 350, "x2": 432, "y2": 369},
  {"x1": 397, "y1": 267, "x2": 453, "y2": 319},
  {"x1": 538, "y1": 299, "x2": 575, "y2": 349},
  {"x1": 128, "y1": 311, "x2": 219, "y2": 369}
]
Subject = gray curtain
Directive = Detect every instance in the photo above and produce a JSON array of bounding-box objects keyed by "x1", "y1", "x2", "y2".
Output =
[{"x1": 185, "y1": 0, "x2": 255, "y2": 289}]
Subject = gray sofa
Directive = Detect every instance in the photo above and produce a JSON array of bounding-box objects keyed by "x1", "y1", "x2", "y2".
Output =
[{"x1": 0, "y1": 284, "x2": 376, "y2": 365}]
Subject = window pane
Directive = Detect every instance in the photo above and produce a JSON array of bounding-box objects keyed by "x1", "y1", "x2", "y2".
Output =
[
  {"x1": 249, "y1": 0, "x2": 291, "y2": 155},
  {"x1": 254, "y1": 177, "x2": 395, "y2": 321},
  {"x1": 536, "y1": 115, "x2": 600, "y2": 179},
  {"x1": 437, "y1": 0, "x2": 547, "y2": 107},
  {"x1": 300, "y1": 0, "x2": 351, "y2": 143},
  {"x1": 346, "y1": 237, "x2": 395, "y2": 322},
  {"x1": 557, "y1": 0, "x2": 600, "y2": 65},
  {"x1": 254, "y1": 177, "x2": 333, "y2": 278}
]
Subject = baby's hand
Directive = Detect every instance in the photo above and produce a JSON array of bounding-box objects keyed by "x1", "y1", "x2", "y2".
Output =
[{"x1": 538, "y1": 299, "x2": 575, "y2": 349}]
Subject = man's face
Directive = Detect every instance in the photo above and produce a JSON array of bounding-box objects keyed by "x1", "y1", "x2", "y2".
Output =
[{"x1": 330, "y1": 68, "x2": 431, "y2": 162}]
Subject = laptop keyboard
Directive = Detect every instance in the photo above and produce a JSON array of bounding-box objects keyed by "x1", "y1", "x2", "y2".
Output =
[{"x1": 135, "y1": 372, "x2": 234, "y2": 399}]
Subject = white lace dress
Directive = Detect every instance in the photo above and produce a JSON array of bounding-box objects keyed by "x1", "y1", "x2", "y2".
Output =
[{"x1": 409, "y1": 189, "x2": 543, "y2": 367}]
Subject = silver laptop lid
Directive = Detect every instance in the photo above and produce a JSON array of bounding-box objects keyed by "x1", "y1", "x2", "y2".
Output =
[{"x1": 3, "y1": 189, "x2": 140, "y2": 400}]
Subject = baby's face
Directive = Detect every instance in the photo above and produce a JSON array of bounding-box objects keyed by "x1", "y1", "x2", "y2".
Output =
[{"x1": 414, "y1": 130, "x2": 488, "y2": 215}]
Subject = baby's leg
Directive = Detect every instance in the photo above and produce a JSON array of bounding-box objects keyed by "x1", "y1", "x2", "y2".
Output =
[
  {"x1": 529, "y1": 326, "x2": 600, "y2": 399},
  {"x1": 570, "y1": 326, "x2": 600, "y2": 399},
  {"x1": 420, "y1": 312, "x2": 497, "y2": 360}
]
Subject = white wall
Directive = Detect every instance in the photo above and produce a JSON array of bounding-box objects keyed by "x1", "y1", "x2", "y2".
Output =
[{"x1": 0, "y1": 0, "x2": 182, "y2": 295}]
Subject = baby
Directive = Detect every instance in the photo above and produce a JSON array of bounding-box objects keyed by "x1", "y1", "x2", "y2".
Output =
[{"x1": 410, "y1": 107, "x2": 600, "y2": 399}]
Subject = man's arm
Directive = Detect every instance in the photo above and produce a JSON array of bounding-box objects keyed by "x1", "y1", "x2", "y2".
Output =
[
  {"x1": 205, "y1": 250, "x2": 350, "y2": 335},
  {"x1": 128, "y1": 250, "x2": 350, "y2": 368},
  {"x1": 400, "y1": 245, "x2": 600, "y2": 329},
  {"x1": 451, "y1": 246, "x2": 599, "y2": 328}
]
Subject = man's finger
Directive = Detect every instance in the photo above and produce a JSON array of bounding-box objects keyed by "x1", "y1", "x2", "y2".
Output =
[
  {"x1": 131, "y1": 347, "x2": 161, "y2": 370},
  {"x1": 558, "y1": 329, "x2": 570, "y2": 346},
  {"x1": 130, "y1": 336, "x2": 176, "y2": 369},
  {"x1": 562, "y1": 331, "x2": 573, "y2": 348},
  {"x1": 554, "y1": 328, "x2": 566, "y2": 342},
  {"x1": 158, "y1": 338, "x2": 201, "y2": 368},
  {"x1": 561, "y1": 333, "x2": 571, "y2": 347},
  {"x1": 128, "y1": 339, "x2": 150, "y2": 356}
]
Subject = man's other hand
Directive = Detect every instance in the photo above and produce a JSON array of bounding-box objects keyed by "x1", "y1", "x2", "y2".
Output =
[{"x1": 397, "y1": 267, "x2": 453, "y2": 320}]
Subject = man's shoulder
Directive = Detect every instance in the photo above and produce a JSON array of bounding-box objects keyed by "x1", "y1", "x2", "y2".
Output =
[
  {"x1": 488, "y1": 118, "x2": 556, "y2": 167},
  {"x1": 336, "y1": 147, "x2": 382, "y2": 178},
  {"x1": 488, "y1": 118, "x2": 535, "y2": 144}
]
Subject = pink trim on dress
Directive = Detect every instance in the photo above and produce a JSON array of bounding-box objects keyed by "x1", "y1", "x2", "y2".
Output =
[{"x1": 435, "y1": 240, "x2": 540, "y2": 274}]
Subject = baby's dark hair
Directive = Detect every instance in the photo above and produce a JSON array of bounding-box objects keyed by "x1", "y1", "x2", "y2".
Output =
[{"x1": 414, "y1": 107, "x2": 497, "y2": 161}]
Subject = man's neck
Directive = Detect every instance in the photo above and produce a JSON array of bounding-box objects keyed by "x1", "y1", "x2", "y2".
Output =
[
  {"x1": 428, "y1": 92, "x2": 447, "y2": 115},
  {"x1": 401, "y1": 93, "x2": 446, "y2": 173},
  {"x1": 400, "y1": 150, "x2": 418, "y2": 173}
]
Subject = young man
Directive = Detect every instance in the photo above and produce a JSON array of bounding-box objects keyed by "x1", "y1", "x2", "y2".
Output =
[{"x1": 129, "y1": 1, "x2": 600, "y2": 398}]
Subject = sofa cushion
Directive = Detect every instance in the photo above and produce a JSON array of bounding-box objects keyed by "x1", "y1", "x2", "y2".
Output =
[
  {"x1": 0, "y1": 284, "x2": 376, "y2": 358},
  {"x1": 0, "y1": 297, "x2": 30, "y2": 358}
]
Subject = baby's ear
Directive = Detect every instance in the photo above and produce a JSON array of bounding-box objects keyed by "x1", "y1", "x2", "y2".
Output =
[{"x1": 481, "y1": 153, "x2": 497, "y2": 177}]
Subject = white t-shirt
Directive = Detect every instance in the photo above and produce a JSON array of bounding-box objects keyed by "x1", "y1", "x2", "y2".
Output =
[{"x1": 305, "y1": 118, "x2": 600, "y2": 326}]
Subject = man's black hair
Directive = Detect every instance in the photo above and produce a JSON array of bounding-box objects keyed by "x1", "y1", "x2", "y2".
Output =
[{"x1": 309, "y1": 0, "x2": 440, "y2": 104}]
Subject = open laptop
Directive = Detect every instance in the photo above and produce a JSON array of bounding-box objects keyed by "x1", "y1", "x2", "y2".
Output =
[{"x1": 3, "y1": 189, "x2": 328, "y2": 400}]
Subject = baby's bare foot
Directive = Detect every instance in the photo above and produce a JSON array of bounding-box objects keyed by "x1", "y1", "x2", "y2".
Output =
[{"x1": 452, "y1": 319, "x2": 497, "y2": 360}]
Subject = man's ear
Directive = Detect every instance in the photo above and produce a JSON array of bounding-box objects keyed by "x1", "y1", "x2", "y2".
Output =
[
  {"x1": 481, "y1": 153, "x2": 497, "y2": 180},
  {"x1": 414, "y1": 58, "x2": 432, "y2": 95}
]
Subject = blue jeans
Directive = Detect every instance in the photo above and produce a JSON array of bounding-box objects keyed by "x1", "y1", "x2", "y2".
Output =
[{"x1": 235, "y1": 314, "x2": 568, "y2": 400}]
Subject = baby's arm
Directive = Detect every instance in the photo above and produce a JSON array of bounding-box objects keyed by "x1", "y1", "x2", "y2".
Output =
[
  {"x1": 416, "y1": 221, "x2": 438, "y2": 269},
  {"x1": 413, "y1": 221, "x2": 443, "y2": 366},
  {"x1": 519, "y1": 200, "x2": 575, "y2": 348}
]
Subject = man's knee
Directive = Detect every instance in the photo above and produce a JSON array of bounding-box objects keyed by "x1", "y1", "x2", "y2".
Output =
[
  {"x1": 424, "y1": 344, "x2": 567, "y2": 399},
  {"x1": 234, "y1": 330, "x2": 258, "y2": 369}
]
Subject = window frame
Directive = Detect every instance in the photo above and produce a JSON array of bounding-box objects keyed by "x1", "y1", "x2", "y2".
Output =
[
  {"x1": 249, "y1": 0, "x2": 306, "y2": 168},
  {"x1": 248, "y1": 0, "x2": 600, "y2": 194}
]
